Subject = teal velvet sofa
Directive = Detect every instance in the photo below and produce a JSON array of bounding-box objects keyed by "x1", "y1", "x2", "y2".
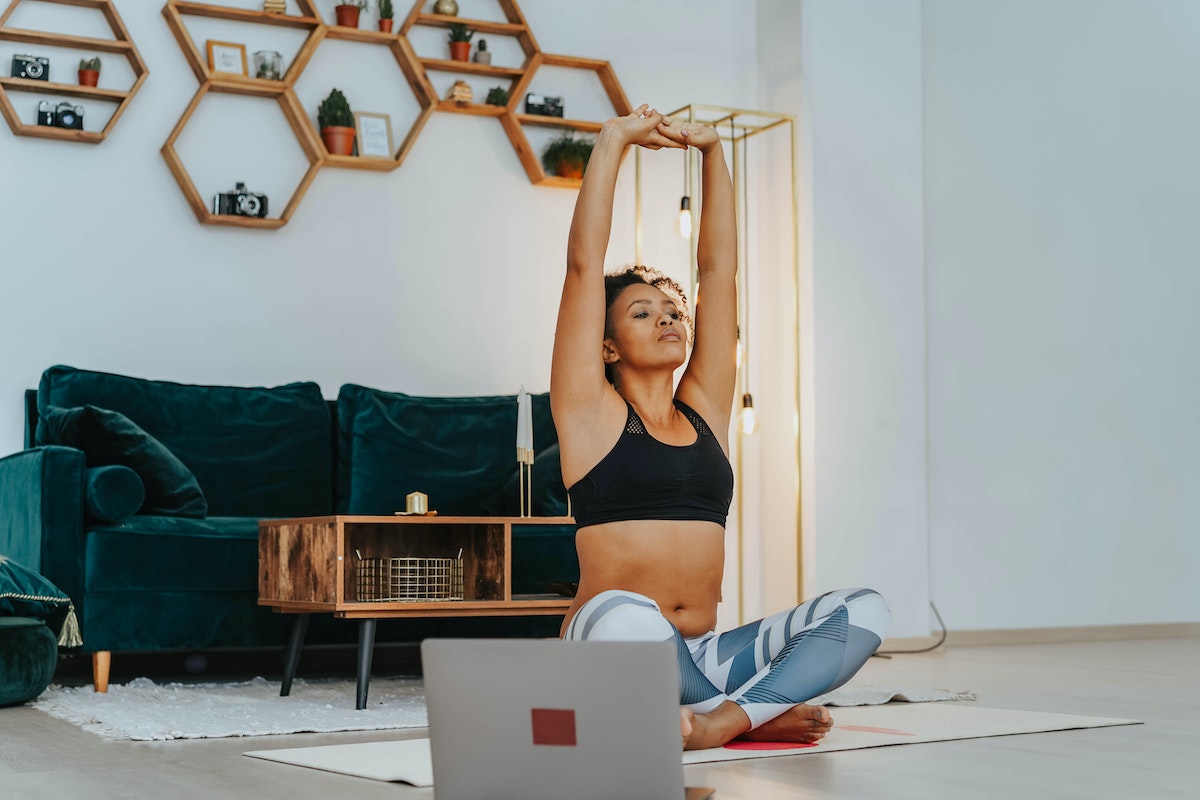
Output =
[{"x1": 0, "y1": 366, "x2": 576, "y2": 690}]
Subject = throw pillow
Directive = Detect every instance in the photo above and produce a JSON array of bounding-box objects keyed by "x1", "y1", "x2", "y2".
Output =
[
  {"x1": 84, "y1": 465, "x2": 145, "y2": 524},
  {"x1": 0, "y1": 555, "x2": 82, "y2": 646},
  {"x1": 36, "y1": 405, "x2": 208, "y2": 518}
]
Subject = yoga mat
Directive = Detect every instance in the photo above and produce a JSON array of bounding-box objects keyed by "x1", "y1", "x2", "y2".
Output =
[{"x1": 244, "y1": 703, "x2": 1140, "y2": 785}]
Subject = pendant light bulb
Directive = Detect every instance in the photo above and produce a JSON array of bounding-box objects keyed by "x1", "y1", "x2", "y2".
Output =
[
  {"x1": 737, "y1": 393, "x2": 759, "y2": 436},
  {"x1": 678, "y1": 196, "x2": 692, "y2": 239}
]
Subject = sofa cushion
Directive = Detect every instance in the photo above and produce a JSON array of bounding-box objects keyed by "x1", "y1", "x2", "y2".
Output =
[
  {"x1": 337, "y1": 384, "x2": 558, "y2": 515},
  {"x1": 83, "y1": 516, "x2": 261, "y2": 593},
  {"x1": 84, "y1": 465, "x2": 145, "y2": 524},
  {"x1": 38, "y1": 405, "x2": 207, "y2": 518},
  {"x1": 38, "y1": 366, "x2": 333, "y2": 517},
  {"x1": 0, "y1": 555, "x2": 72, "y2": 637}
]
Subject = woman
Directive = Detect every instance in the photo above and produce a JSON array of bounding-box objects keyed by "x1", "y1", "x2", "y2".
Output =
[{"x1": 551, "y1": 105, "x2": 891, "y2": 750}]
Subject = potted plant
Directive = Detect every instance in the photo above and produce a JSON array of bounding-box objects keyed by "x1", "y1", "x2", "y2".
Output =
[
  {"x1": 318, "y1": 88, "x2": 356, "y2": 156},
  {"x1": 485, "y1": 86, "x2": 508, "y2": 107},
  {"x1": 333, "y1": 1, "x2": 367, "y2": 28},
  {"x1": 377, "y1": 0, "x2": 394, "y2": 32},
  {"x1": 78, "y1": 56, "x2": 100, "y2": 87},
  {"x1": 447, "y1": 23, "x2": 474, "y2": 61},
  {"x1": 541, "y1": 132, "x2": 593, "y2": 179},
  {"x1": 473, "y1": 38, "x2": 491, "y2": 65}
]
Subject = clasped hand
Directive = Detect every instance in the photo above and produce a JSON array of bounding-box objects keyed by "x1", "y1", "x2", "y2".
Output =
[{"x1": 604, "y1": 103, "x2": 720, "y2": 153}]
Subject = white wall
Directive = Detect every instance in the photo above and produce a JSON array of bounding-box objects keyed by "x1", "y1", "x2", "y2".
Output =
[
  {"x1": 783, "y1": 0, "x2": 933, "y2": 638},
  {"x1": 923, "y1": 0, "x2": 1200, "y2": 629}
]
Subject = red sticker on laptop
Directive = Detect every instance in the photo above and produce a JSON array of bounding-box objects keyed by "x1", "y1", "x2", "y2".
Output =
[{"x1": 531, "y1": 708, "x2": 577, "y2": 746}]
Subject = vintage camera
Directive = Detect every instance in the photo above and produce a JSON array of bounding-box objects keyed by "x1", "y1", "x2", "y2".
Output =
[
  {"x1": 212, "y1": 182, "x2": 269, "y2": 218},
  {"x1": 524, "y1": 93, "x2": 563, "y2": 117},
  {"x1": 37, "y1": 101, "x2": 83, "y2": 130},
  {"x1": 12, "y1": 53, "x2": 49, "y2": 80}
]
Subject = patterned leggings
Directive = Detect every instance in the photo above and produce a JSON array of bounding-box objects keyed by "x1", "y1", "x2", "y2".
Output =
[{"x1": 563, "y1": 588, "x2": 891, "y2": 729}]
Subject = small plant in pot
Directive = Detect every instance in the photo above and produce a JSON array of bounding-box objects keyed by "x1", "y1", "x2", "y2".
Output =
[
  {"x1": 78, "y1": 56, "x2": 100, "y2": 87},
  {"x1": 541, "y1": 132, "x2": 593, "y2": 180},
  {"x1": 377, "y1": 0, "x2": 394, "y2": 32},
  {"x1": 473, "y1": 38, "x2": 491, "y2": 65},
  {"x1": 333, "y1": 1, "x2": 367, "y2": 28},
  {"x1": 447, "y1": 23, "x2": 474, "y2": 61},
  {"x1": 318, "y1": 88, "x2": 356, "y2": 156},
  {"x1": 485, "y1": 86, "x2": 508, "y2": 107}
]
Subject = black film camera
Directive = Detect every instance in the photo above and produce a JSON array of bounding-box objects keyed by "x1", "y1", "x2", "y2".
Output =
[
  {"x1": 213, "y1": 182, "x2": 269, "y2": 218},
  {"x1": 524, "y1": 93, "x2": 563, "y2": 117},
  {"x1": 12, "y1": 53, "x2": 49, "y2": 80},
  {"x1": 37, "y1": 101, "x2": 83, "y2": 130}
]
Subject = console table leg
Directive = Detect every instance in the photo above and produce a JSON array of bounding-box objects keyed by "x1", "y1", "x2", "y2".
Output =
[
  {"x1": 280, "y1": 613, "x2": 310, "y2": 697},
  {"x1": 356, "y1": 618, "x2": 377, "y2": 710}
]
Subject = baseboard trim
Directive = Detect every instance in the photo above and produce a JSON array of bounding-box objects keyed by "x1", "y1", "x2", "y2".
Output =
[{"x1": 880, "y1": 622, "x2": 1200, "y2": 651}]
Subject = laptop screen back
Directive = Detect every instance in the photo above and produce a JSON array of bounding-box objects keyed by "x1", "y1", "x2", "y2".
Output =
[{"x1": 421, "y1": 638, "x2": 685, "y2": 800}]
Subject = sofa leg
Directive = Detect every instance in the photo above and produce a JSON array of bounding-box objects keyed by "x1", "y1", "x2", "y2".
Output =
[{"x1": 92, "y1": 651, "x2": 111, "y2": 693}]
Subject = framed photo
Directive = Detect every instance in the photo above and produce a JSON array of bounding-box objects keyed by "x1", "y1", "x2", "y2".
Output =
[
  {"x1": 206, "y1": 40, "x2": 248, "y2": 76},
  {"x1": 354, "y1": 112, "x2": 394, "y2": 159}
]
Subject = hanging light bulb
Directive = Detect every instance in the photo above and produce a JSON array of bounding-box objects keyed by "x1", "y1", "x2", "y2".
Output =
[
  {"x1": 737, "y1": 393, "x2": 759, "y2": 436},
  {"x1": 678, "y1": 196, "x2": 692, "y2": 239}
]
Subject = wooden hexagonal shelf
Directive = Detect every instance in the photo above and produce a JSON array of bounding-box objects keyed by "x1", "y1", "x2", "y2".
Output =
[
  {"x1": 399, "y1": 0, "x2": 538, "y2": 117},
  {"x1": 298, "y1": 25, "x2": 436, "y2": 172},
  {"x1": 161, "y1": 82, "x2": 322, "y2": 230},
  {"x1": 0, "y1": 0, "x2": 148, "y2": 143},
  {"x1": 161, "y1": 0, "x2": 323, "y2": 86},
  {"x1": 499, "y1": 53, "x2": 631, "y2": 187}
]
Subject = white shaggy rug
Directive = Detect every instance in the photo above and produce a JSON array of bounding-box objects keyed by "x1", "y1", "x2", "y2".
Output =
[
  {"x1": 32, "y1": 676, "x2": 428, "y2": 741},
  {"x1": 31, "y1": 677, "x2": 973, "y2": 741}
]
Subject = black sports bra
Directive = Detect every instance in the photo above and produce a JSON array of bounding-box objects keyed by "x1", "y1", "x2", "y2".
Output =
[{"x1": 567, "y1": 400, "x2": 734, "y2": 528}]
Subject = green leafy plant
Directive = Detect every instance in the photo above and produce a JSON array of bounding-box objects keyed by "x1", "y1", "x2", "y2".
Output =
[
  {"x1": 377, "y1": 0, "x2": 393, "y2": 18},
  {"x1": 318, "y1": 88, "x2": 354, "y2": 129},
  {"x1": 447, "y1": 22, "x2": 475, "y2": 42},
  {"x1": 476, "y1": 38, "x2": 488, "y2": 52},
  {"x1": 541, "y1": 132, "x2": 594, "y2": 178},
  {"x1": 485, "y1": 86, "x2": 509, "y2": 106},
  {"x1": 79, "y1": 56, "x2": 101, "y2": 71}
]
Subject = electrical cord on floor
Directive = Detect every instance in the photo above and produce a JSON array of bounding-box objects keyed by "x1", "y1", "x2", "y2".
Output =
[{"x1": 870, "y1": 601, "x2": 947, "y2": 659}]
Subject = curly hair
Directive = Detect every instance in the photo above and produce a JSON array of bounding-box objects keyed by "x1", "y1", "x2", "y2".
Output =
[{"x1": 602, "y1": 265, "x2": 693, "y2": 385}]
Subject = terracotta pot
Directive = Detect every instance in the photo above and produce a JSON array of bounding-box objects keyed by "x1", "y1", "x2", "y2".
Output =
[
  {"x1": 448, "y1": 41, "x2": 471, "y2": 61},
  {"x1": 78, "y1": 69, "x2": 99, "y2": 87},
  {"x1": 334, "y1": 5, "x2": 360, "y2": 27},
  {"x1": 554, "y1": 161, "x2": 584, "y2": 180},
  {"x1": 379, "y1": 19, "x2": 393, "y2": 33},
  {"x1": 321, "y1": 125, "x2": 356, "y2": 156}
]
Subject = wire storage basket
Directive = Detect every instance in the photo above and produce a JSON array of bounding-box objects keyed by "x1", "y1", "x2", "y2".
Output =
[{"x1": 355, "y1": 555, "x2": 464, "y2": 602}]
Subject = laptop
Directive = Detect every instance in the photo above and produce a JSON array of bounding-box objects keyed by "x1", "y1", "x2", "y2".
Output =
[{"x1": 421, "y1": 638, "x2": 715, "y2": 800}]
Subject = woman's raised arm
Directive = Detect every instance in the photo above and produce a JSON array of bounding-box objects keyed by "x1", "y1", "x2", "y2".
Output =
[
  {"x1": 551, "y1": 106, "x2": 679, "y2": 419},
  {"x1": 657, "y1": 119, "x2": 738, "y2": 442}
]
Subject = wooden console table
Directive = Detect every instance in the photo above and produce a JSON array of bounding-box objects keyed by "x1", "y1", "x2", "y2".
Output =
[{"x1": 259, "y1": 515, "x2": 575, "y2": 708}]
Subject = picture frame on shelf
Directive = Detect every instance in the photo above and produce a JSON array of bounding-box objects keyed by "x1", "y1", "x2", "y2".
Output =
[
  {"x1": 206, "y1": 40, "x2": 248, "y2": 76},
  {"x1": 354, "y1": 111, "x2": 393, "y2": 158}
]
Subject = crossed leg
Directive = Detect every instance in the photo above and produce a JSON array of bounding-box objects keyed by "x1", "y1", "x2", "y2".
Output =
[{"x1": 564, "y1": 588, "x2": 891, "y2": 749}]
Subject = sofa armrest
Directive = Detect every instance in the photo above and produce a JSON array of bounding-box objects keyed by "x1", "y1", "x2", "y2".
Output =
[{"x1": 0, "y1": 446, "x2": 86, "y2": 605}]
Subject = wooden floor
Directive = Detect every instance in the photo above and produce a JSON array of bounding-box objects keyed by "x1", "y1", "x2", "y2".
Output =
[{"x1": 1, "y1": 636, "x2": 1196, "y2": 799}]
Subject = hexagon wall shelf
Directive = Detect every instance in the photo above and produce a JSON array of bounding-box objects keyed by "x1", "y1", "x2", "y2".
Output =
[
  {"x1": 161, "y1": 81, "x2": 322, "y2": 230},
  {"x1": 500, "y1": 52, "x2": 631, "y2": 187},
  {"x1": 157, "y1": 0, "x2": 633, "y2": 227},
  {"x1": 0, "y1": 0, "x2": 148, "y2": 143}
]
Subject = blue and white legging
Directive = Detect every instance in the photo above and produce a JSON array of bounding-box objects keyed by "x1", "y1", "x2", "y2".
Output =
[{"x1": 563, "y1": 588, "x2": 891, "y2": 729}]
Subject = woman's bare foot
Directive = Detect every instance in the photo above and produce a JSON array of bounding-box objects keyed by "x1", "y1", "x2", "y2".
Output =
[
  {"x1": 681, "y1": 702, "x2": 752, "y2": 750},
  {"x1": 736, "y1": 704, "x2": 833, "y2": 744}
]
